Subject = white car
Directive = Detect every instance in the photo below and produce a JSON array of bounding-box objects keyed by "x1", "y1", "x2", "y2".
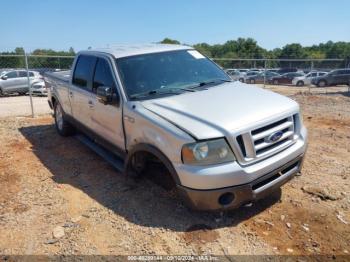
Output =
[
  {"x1": 292, "y1": 71, "x2": 327, "y2": 86},
  {"x1": 30, "y1": 80, "x2": 47, "y2": 96}
]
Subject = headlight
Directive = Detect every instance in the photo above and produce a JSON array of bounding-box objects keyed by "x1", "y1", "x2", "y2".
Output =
[{"x1": 181, "y1": 138, "x2": 235, "y2": 165}]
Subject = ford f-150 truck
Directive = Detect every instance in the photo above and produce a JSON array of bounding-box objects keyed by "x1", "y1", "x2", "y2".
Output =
[{"x1": 45, "y1": 44, "x2": 308, "y2": 211}]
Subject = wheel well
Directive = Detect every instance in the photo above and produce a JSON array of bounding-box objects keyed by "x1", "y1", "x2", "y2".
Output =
[{"x1": 125, "y1": 144, "x2": 180, "y2": 189}]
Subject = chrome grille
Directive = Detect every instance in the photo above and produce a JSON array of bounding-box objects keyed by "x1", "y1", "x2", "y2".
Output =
[{"x1": 236, "y1": 115, "x2": 296, "y2": 162}]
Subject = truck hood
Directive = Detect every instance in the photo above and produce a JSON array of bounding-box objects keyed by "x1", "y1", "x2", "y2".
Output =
[{"x1": 141, "y1": 82, "x2": 299, "y2": 139}]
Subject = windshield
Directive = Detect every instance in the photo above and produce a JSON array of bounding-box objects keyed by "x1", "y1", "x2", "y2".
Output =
[{"x1": 116, "y1": 50, "x2": 230, "y2": 99}]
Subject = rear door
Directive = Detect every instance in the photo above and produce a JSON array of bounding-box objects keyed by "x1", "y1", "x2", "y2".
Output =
[
  {"x1": 330, "y1": 70, "x2": 342, "y2": 85},
  {"x1": 1, "y1": 71, "x2": 19, "y2": 92},
  {"x1": 340, "y1": 69, "x2": 350, "y2": 84},
  {"x1": 18, "y1": 71, "x2": 32, "y2": 92},
  {"x1": 70, "y1": 55, "x2": 97, "y2": 129},
  {"x1": 90, "y1": 56, "x2": 125, "y2": 152}
]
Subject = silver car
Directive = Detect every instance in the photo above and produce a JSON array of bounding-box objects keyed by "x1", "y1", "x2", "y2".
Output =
[
  {"x1": 0, "y1": 70, "x2": 43, "y2": 95},
  {"x1": 292, "y1": 71, "x2": 327, "y2": 86}
]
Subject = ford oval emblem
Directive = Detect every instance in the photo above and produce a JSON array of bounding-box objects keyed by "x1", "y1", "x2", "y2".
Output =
[{"x1": 266, "y1": 131, "x2": 283, "y2": 143}]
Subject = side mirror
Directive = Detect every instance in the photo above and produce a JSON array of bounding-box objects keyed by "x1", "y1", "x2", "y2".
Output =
[
  {"x1": 1, "y1": 75, "x2": 8, "y2": 80},
  {"x1": 96, "y1": 86, "x2": 120, "y2": 106}
]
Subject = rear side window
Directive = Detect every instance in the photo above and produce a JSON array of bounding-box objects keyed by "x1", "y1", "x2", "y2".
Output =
[
  {"x1": 18, "y1": 71, "x2": 34, "y2": 77},
  {"x1": 19, "y1": 71, "x2": 27, "y2": 77},
  {"x1": 93, "y1": 58, "x2": 115, "y2": 91},
  {"x1": 73, "y1": 55, "x2": 97, "y2": 90}
]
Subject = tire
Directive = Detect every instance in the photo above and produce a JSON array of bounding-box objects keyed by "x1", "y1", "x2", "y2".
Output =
[
  {"x1": 318, "y1": 80, "x2": 327, "y2": 88},
  {"x1": 54, "y1": 101, "x2": 74, "y2": 136},
  {"x1": 250, "y1": 79, "x2": 255, "y2": 84},
  {"x1": 296, "y1": 81, "x2": 304, "y2": 87},
  {"x1": 239, "y1": 78, "x2": 244, "y2": 82},
  {"x1": 273, "y1": 80, "x2": 279, "y2": 85},
  {"x1": 0, "y1": 88, "x2": 3, "y2": 96}
]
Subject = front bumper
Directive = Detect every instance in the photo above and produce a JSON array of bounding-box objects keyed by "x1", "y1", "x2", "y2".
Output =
[
  {"x1": 31, "y1": 88, "x2": 48, "y2": 96},
  {"x1": 178, "y1": 154, "x2": 304, "y2": 211}
]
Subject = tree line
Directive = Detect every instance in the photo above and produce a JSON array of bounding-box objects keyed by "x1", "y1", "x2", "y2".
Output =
[
  {"x1": 1, "y1": 39, "x2": 350, "y2": 70},
  {"x1": 0, "y1": 47, "x2": 75, "y2": 70},
  {"x1": 161, "y1": 38, "x2": 350, "y2": 69}
]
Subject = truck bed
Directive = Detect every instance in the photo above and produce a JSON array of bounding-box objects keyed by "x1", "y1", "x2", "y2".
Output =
[{"x1": 44, "y1": 70, "x2": 71, "y2": 83}]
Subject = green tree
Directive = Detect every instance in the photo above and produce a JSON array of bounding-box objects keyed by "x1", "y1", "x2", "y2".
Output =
[{"x1": 160, "y1": 38, "x2": 180, "y2": 44}]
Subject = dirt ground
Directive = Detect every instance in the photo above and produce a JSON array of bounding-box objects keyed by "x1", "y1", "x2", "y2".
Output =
[
  {"x1": 0, "y1": 85, "x2": 349, "y2": 257},
  {"x1": 0, "y1": 95, "x2": 50, "y2": 117}
]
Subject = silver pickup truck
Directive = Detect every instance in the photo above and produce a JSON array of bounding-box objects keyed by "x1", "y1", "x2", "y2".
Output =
[{"x1": 45, "y1": 44, "x2": 308, "y2": 211}]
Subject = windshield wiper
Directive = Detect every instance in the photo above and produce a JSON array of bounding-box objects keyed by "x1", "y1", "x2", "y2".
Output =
[
  {"x1": 187, "y1": 79, "x2": 232, "y2": 89},
  {"x1": 129, "y1": 87, "x2": 193, "y2": 100}
]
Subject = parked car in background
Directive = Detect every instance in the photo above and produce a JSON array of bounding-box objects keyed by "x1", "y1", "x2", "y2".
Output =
[
  {"x1": 45, "y1": 44, "x2": 307, "y2": 211},
  {"x1": 269, "y1": 72, "x2": 305, "y2": 85},
  {"x1": 237, "y1": 69, "x2": 249, "y2": 73},
  {"x1": 0, "y1": 70, "x2": 43, "y2": 95},
  {"x1": 311, "y1": 69, "x2": 350, "y2": 87},
  {"x1": 225, "y1": 69, "x2": 241, "y2": 81},
  {"x1": 292, "y1": 71, "x2": 327, "y2": 86},
  {"x1": 30, "y1": 80, "x2": 47, "y2": 96},
  {"x1": 267, "y1": 69, "x2": 280, "y2": 73},
  {"x1": 245, "y1": 71, "x2": 280, "y2": 84},
  {"x1": 243, "y1": 71, "x2": 259, "y2": 82},
  {"x1": 277, "y1": 68, "x2": 299, "y2": 74}
]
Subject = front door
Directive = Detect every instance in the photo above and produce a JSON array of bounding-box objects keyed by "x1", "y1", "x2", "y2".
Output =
[
  {"x1": 2, "y1": 71, "x2": 19, "y2": 93},
  {"x1": 90, "y1": 57, "x2": 125, "y2": 152}
]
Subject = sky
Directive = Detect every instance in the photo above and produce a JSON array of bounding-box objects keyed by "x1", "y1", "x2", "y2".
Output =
[{"x1": 1, "y1": 0, "x2": 350, "y2": 52}]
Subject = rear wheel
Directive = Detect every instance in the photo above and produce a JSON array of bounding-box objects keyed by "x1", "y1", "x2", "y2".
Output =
[
  {"x1": 318, "y1": 80, "x2": 327, "y2": 87},
  {"x1": 239, "y1": 78, "x2": 244, "y2": 82},
  {"x1": 54, "y1": 101, "x2": 74, "y2": 136},
  {"x1": 296, "y1": 81, "x2": 304, "y2": 86}
]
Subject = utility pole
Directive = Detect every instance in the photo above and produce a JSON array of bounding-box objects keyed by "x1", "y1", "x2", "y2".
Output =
[{"x1": 24, "y1": 51, "x2": 34, "y2": 117}]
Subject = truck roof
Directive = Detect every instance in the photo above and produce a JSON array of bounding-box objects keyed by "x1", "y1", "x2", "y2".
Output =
[{"x1": 82, "y1": 44, "x2": 192, "y2": 59}]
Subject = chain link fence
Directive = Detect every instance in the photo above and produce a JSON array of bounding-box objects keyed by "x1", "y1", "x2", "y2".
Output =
[
  {"x1": 0, "y1": 53, "x2": 74, "y2": 117},
  {"x1": 0, "y1": 54, "x2": 349, "y2": 117},
  {"x1": 212, "y1": 58, "x2": 349, "y2": 72}
]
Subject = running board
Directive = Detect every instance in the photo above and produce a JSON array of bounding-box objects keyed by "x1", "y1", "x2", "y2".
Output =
[{"x1": 75, "y1": 134, "x2": 125, "y2": 172}]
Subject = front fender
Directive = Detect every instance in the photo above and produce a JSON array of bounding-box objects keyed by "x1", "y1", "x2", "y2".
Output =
[{"x1": 125, "y1": 143, "x2": 181, "y2": 185}]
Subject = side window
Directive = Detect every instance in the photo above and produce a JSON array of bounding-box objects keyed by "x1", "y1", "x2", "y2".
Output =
[
  {"x1": 93, "y1": 58, "x2": 116, "y2": 91},
  {"x1": 6, "y1": 71, "x2": 18, "y2": 79},
  {"x1": 18, "y1": 71, "x2": 27, "y2": 77},
  {"x1": 18, "y1": 71, "x2": 34, "y2": 77},
  {"x1": 310, "y1": 73, "x2": 317, "y2": 77},
  {"x1": 72, "y1": 55, "x2": 97, "y2": 90}
]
